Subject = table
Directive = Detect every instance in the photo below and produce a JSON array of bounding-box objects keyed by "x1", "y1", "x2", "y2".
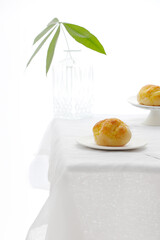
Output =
[{"x1": 26, "y1": 115, "x2": 160, "y2": 240}]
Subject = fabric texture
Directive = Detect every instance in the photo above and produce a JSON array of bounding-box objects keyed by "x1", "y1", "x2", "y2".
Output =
[{"x1": 26, "y1": 115, "x2": 160, "y2": 240}]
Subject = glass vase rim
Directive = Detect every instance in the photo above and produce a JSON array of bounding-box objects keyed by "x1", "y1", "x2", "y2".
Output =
[{"x1": 64, "y1": 49, "x2": 81, "y2": 52}]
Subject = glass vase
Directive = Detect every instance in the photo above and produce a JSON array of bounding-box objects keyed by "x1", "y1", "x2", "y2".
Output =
[{"x1": 52, "y1": 50, "x2": 94, "y2": 119}]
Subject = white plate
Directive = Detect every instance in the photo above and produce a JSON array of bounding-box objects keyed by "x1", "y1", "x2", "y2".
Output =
[
  {"x1": 128, "y1": 96, "x2": 160, "y2": 110},
  {"x1": 128, "y1": 96, "x2": 160, "y2": 125},
  {"x1": 77, "y1": 136, "x2": 147, "y2": 150}
]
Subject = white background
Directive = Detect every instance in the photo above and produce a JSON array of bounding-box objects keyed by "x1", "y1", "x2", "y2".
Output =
[{"x1": 1, "y1": 0, "x2": 160, "y2": 239}]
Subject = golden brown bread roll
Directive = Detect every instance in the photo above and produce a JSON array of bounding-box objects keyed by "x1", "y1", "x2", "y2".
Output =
[
  {"x1": 93, "y1": 118, "x2": 131, "y2": 147},
  {"x1": 137, "y1": 84, "x2": 160, "y2": 106}
]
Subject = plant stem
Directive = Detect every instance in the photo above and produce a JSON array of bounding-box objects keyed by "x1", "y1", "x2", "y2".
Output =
[{"x1": 60, "y1": 23, "x2": 73, "y2": 61}]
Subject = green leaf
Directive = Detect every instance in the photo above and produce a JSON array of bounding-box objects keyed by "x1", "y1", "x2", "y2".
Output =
[
  {"x1": 47, "y1": 17, "x2": 59, "y2": 26},
  {"x1": 27, "y1": 28, "x2": 55, "y2": 67},
  {"x1": 63, "y1": 23, "x2": 106, "y2": 55},
  {"x1": 46, "y1": 26, "x2": 60, "y2": 74},
  {"x1": 33, "y1": 21, "x2": 58, "y2": 45}
]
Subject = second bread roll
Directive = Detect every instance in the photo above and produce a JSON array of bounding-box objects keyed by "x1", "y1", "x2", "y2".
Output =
[{"x1": 137, "y1": 84, "x2": 160, "y2": 106}]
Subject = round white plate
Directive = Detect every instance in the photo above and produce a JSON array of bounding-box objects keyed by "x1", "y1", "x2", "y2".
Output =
[
  {"x1": 128, "y1": 96, "x2": 160, "y2": 125},
  {"x1": 77, "y1": 136, "x2": 147, "y2": 151},
  {"x1": 128, "y1": 96, "x2": 160, "y2": 110}
]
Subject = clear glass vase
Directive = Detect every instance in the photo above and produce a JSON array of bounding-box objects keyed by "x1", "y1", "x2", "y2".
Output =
[{"x1": 52, "y1": 50, "x2": 94, "y2": 119}]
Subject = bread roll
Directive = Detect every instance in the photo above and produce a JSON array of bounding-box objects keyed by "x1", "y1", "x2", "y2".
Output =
[
  {"x1": 93, "y1": 118, "x2": 131, "y2": 147},
  {"x1": 137, "y1": 84, "x2": 160, "y2": 106}
]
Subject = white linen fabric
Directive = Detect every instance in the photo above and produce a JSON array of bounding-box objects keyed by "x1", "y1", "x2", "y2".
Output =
[{"x1": 26, "y1": 115, "x2": 160, "y2": 240}]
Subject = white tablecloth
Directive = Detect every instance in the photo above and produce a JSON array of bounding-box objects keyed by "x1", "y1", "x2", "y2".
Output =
[{"x1": 26, "y1": 115, "x2": 160, "y2": 240}]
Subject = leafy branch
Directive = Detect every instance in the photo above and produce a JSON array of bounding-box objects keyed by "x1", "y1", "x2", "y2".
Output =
[{"x1": 27, "y1": 18, "x2": 106, "y2": 75}]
